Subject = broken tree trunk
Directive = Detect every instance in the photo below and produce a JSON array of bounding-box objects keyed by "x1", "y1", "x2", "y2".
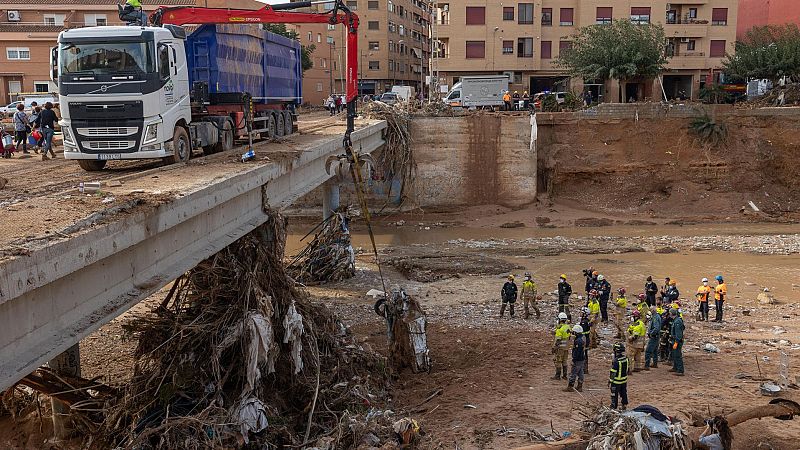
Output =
[
  {"x1": 376, "y1": 288, "x2": 431, "y2": 373},
  {"x1": 726, "y1": 400, "x2": 800, "y2": 426}
]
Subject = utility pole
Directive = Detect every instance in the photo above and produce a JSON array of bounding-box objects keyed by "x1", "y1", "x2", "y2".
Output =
[{"x1": 327, "y1": 36, "x2": 334, "y2": 94}]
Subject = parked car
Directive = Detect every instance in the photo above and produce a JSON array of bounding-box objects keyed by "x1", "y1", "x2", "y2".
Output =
[
  {"x1": 533, "y1": 91, "x2": 567, "y2": 110},
  {"x1": 378, "y1": 92, "x2": 400, "y2": 105},
  {"x1": 0, "y1": 95, "x2": 59, "y2": 117}
]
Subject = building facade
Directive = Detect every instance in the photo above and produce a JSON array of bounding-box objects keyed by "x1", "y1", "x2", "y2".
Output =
[
  {"x1": 432, "y1": 1, "x2": 738, "y2": 101},
  {"x1": 291, "y1": 0, "x2": 432, "y2": 105},
  {"x1": 0, "y1": 0, "x2": 270, "y2": 104},
  {"x1": 737, "y1": 0, "x2": 800, "y2": 40}
]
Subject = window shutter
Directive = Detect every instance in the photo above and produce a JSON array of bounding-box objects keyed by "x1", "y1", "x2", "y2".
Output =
[
  {"x1": 466, "y1": 41, "x2": 485, "y2": 58},
  {"x1": 466, "y1": 7, "x2": 485, "y2": 25},
  {"x1": 710, "y1": 40, "x2": 726, "y2": 57},
  {"x1": 711, "y1": 8, "x2": 728, "y2": 21},
  {"x1": 559, "y1": 41, "x2": 572, "y2": 52},
  {"x1": 560, "y1": 8, "x2": 574, "y2": 23},
  {"x1": 631, "y1": 7, "x2": 650, "y2": 15},
  {"x1": 541, "y1": 41, "x2": 552, "y2": 59},
  {"x1": 596, "y1": 7, "x2": 612, "y2": 19}
]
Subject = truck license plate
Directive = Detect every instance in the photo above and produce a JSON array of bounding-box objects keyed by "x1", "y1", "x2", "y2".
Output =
[{"x1": 98, "y1": 154, "x2": 122, "y2": 160}]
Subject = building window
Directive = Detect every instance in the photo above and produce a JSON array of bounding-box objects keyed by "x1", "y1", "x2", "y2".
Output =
[
  {"x1": 368, "y1": 0, "x2": 378, "y2": 9},
  {"x1": 687, "y1": 39, "x2": 696, "y2": 51},
  {"x1": 8, "y1": 81, "x2": 21, "y2": 94},
  {"x1": 466, "y1": 7, "x2": 485, "y2": 25},
  {"x1": 43, "y1": 14, "x2": 65, "y2": 26},
  {"x1": 316, "y1": 82, "x2": 323, "y2": 92},
  {"x1": 517, "y1": 37, "x2": 533, "y2": 58},
  {"x1": 389, "y1": 60, "x2": 394, "y2": 71},
  {"x1": 518, "y1": 3, "x2": 534, "y2": 25},
  {"x1": 34, "y1": 82, "x2": 50, "y2": 93},
  {"x1": 317, "y1": 33, "x2": 322, "y2": 43},
  {"x1": 465, "y1": 40, "x2": 485, "y2": 59},
  {"x1": 368, "y1": 21, "x2": 379, "y2": 30},
  {"x1": 688, "y1": 8, "x2": 697, "y2": 19},
  {"x1": 321, "y1": 58, "x2": 327, "y2": 68},
  {"x1": 560, "y1": 8, "x2": 574, "y2": 26},
  {"x1": 308, "y1": 32, "x2": 312, "y2": 41},
  {"x1": 503, "y1": 7, "x2": 514, "y2": 21},
  {"x1": 368, "y1": 41, "x2": 380, "y2": 51},
  {"x1": 369, "y1": 60, "x2": 380, "y2": 70},
  {"x1": 559, "y1": 41, "x2": 572, "y2": 55},
  {"x1": 711, "y1": 8, "x2": 728, "y2": 26},
  {"x1": 6, "y1": 47, "x2": 30, "y2": 60},
  {"x1": 710, "y1": 40, "x2": 726, "y2": 57},
  {"x1": 596, "y1": 7, "x2": 612, "y2": 25},
  {"x1": 541, "y1": 40, "x2": 552, "y2": 59},
  {"x1": 630, "y1": 7, "x2": 650, "y2": 24},
  {"x1": 347, "y1": 0, "x2": 357, "y2": 10},
  {"x1": 502, "y1": 40, "x2": 514, "y2": 54},
  {"x1": 84, "y1": 13, "x2": 107, "y2": 26},
  {"x1": 541, "y1": 8, "x2": 552, "y2": 26}
]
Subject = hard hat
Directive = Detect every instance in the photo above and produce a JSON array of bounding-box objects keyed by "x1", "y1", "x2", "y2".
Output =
[
  {"x1": 702, "y1": 277, "x2": 709, "y2": 283},
  {"x1": 716, "y1": 275, "x2": 724, "y2": 282},
  {"x1": 592, "y1": 271, "x2": 598, "y2": 276},
  {"x1": 618, "y1": 287, "x2": 626, "y2": 295},
  {"x1": 572, "y1": 325, "x2": 584, "y2": 334},
  {"x1": 560, "y1": 274, "x2": 567, "y2": 280},
  {"x1": 589, "y1": 289, "x2": 599, "y2": 297},
  {"x1": 558, "y1": 312, "x2": 568, "y2": 320},
  {"x1": 669, "y1": 307, "x2": 679, "y2": 316},
  {"x1": 613, "y1": 342, "x2": 625, "y2": 353},
  {"x1": 632, "y1": 310, "x2": 641, "y2": 319},
  {"x1": 508, "y1": 274, "x2": 515, "y2": 280},
  {"x1": 638, "y1": 293, "x2": 646, "y2": 300},
  {"x1": 647, "y1": 276, "x2": 653, "y2": 281},
  {"x1": 674, "y1": 300, "x2": 682, "y2": 307},
  {"x1": 582, "y1": 306, "x2": 590, "y2": 314},
  {"x1": 669, "y1": 279, "x2": 676, "y2": 285},
  {"x1": 524, "y1": 272, "x2": 531, "y2": 277},
  {"x1": 598, "y1": 274, "x2": 605, "y2": 281}
]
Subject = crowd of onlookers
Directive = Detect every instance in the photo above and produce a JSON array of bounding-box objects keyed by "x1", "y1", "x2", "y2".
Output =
[{"x1": 2, "y1": 101, "x2": 59, "y2": 160}]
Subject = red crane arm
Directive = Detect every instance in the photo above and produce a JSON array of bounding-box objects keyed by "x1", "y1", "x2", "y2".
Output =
[{"x1": 150, "y1": 2, "x2": 359, "y2": 117}]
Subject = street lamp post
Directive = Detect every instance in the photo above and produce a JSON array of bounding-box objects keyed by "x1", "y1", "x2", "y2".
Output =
[{"x1": 327, "y1": 36, "x2": 334, "y2": 94}]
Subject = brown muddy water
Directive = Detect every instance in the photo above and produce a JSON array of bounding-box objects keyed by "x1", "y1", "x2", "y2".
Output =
[{"x1": 287, "y1": 222, "x2": 800, "y2": 304}]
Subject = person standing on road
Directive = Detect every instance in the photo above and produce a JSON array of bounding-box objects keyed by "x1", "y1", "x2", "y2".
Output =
[
  {"x1": 38, "y1": 102, "x2": 58, "y2": 160},
  {"x1": 669, "y1": 308, "x2": 685, "y2": 375},
  {"x1": 596, "y1": 274, "x2": 611, "y2": 322},
  {"x1": 335, "y1": 95, "x2": 343, "y2": 113},
  {"x1": 696, "y1": 278, "x2": 712, "y2": 321},
  {"x1": 521, "y1": 272, "x2": 539, "y2": 319},
  {"x1": 552, "y1": 312, "x2": 571, "y2": 380},
  {"x1": 579, "y1": 307, "x2": 592, "y2": 373},
  {"x1": 557, "y1": 274, "x2": 572, "y2": 321},
  {"x1": 12, "y1": 103, "x2": 30, "y2": 156},
  {"x1": 626, "y1": 310, "x2": 646, "y2": 373},
  {"x1": 512, "y1": 91, "x2": 520, "y2": 110},
  {"x1": 644, "y1": 305, "x2": 662, "y2": 370},
  {"x1": 713, "y1": 275, "x2": 727, "y2": 322},
  {"x1": 564, "y1": 324, "x2": 586, "y2": 392},
  {"x1": 645, "y1": 276, "x2": 658, "y2": 307},
  {"x1": 609, "y1": 342, "x2": 630, "y2": 410},
  {"x1": 500, "y1": 275, "x2": 518, "y2": 318},
  {"x1": 587, "y1": 291, "x2": 601, "y2": 349},
  {"x1": 522, "y1": 91, "x2": 530, "y2": 110},
  {"x1": 503, "y1": 91, "x2": 512, "y2": 111},
  {"x1": 613, "y1": 287, "x2": 627, "y2": 339}
]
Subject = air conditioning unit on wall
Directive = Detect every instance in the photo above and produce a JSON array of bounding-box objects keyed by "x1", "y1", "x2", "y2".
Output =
[{"x1": 7, "y1": 10, "x2": 22, "y2": 21}]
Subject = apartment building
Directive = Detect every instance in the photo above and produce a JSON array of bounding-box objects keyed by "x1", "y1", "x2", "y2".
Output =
[
  {"x1": 291, "y1": 0, "x2": 432, "y2": 105},
  {"x1": 0, "y1": 0, "x2": 268, "y2": 104},
  {"x1": 737, "y1": 0, "x2": 800, "y2": 40},
  {"x1": 432, "y1": 1, "x2": 738, "y2": 102}
]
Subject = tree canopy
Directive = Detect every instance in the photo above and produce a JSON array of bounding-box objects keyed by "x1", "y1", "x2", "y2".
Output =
[
  {"x1": 723, "y1": 24, "x2": 800, "y2": 82},
  {"x1": 557, "y1": 19, "x2": 668, "y2": 81},
  {"x1": 264, "y1": 24, "x2": 316, "y2": 73}
]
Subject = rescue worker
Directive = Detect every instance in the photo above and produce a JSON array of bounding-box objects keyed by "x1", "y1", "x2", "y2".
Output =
[
  {"x1": 644, "y1": 305, "x2": 662, "y2": 370},
  {"x1": 500, "y1": 275, "x2": 518, "y2": 318},
  {"x1": 557, "y1": 274, "x2": 572, "y2": 321},
  {"x1": 664, "y1": 279, "x2": 680, "y2": 303},
  {"x1": 564, "y1": 324, "x2": 585, "y2": 392},
  {"x1": 635, "y1": 293, "x2": 649, "y2": 319},
  {"x1": 579, "y1": 307, "x2": 592, "y2": 373},
  {"x1": 596, "y1": 274, "x2": 611, "y2": 322},
  {"x1": 584, "y1": 268, "x2": 597, "y2": 298},
  {"x1": 626, "y1": 310, "x2": 646, "y2": 373},
  {"x1": 552, "y1": 312, "x2": 571, "y2": 380},
  {"x1": 659, "y1": 277, "x2": 671, "y2": 303},
  {"x1": 609, "y1": 342, "x2": 630, "y2": 410},
  {"x1": 613, "y1": 287, "x2": 628, "y2": 339},
  {"x1": 586, "y1": 291, "x2": 601, "y2": 349},
  {"x1": 521, "y1": 272, "x2": 539, "y2": 319},
  {"x1": 503, "y1": 91, "x2": 512, "y2": 111},
  {"x1": 522, "y1": 91, "x2": 530, "y2": 110},
  {"x1": 121, "y1": 0, "x2": 148, "y2": 25},
  {"x1": 669, "y1": 308, "x2": 685, "y2": 375},
  {"x1": 713, "y1": 275, "x2": 727, "y2": 322},
  {"x1": 644, "y1": 276, "x2": 658, "y2": 307},
  {"x1": 659, "y1": 304, "x2": 673, "y2": 363},
  {"x1": 696, "y1": 277, "x2": 712, "y2": 321},
  {"x1": 512, "y1": 91, "x2": 520, "y2": 110}
]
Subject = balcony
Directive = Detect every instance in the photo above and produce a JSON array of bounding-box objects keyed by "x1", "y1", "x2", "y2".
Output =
[{"x1": 664, "y1": 23, "x2": 708, "y2": 38}]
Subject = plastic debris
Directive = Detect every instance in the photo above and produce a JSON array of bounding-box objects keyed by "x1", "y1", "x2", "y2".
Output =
[{"x1": 703, "y1": 343, "x2": 720, "y2": 353}]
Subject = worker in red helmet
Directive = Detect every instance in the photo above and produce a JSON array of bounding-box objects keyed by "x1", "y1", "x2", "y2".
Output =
[{"x1": 626, "y1": 310, "x2": 646, "y2": 373}]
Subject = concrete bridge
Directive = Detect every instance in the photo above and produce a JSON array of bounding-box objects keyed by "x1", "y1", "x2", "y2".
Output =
[{"x1": 0, "y1": 121, "x2": 386, "y2": 393}]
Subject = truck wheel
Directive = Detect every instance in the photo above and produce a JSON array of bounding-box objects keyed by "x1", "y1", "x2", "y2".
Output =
[
  {"x1": 210, "y1": 118, "x2": 234, "y2": 154},
  {"x1": 78, "y1": 160, "x2": 107, "y2": 171},
  {"x1": 275, "y1": 113, "x2": 285, "y2": 138},
  {"x1": 283, "y1": 111, "x2": 293, "y2": 136},
  {"x1": 164, "y1": 126, "x2": 191, "y2": 165},
  {"x1": 260, "y1": 112, "x2": 276, "y2": 140}
]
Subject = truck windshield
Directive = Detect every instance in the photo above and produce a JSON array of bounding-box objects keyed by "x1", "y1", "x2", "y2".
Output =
[{"x1": 60, "y1": 42, "x2": 154, "y2": 75}]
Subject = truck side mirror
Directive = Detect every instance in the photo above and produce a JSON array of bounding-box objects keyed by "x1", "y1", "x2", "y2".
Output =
[{"x1": 50, "y1": 46, "x2": 58, "y2": 85}]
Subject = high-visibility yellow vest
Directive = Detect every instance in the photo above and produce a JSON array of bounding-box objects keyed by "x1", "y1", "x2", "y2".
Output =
[{"x1": 609, "y1": 356, "x2": 629, "y2": 385}]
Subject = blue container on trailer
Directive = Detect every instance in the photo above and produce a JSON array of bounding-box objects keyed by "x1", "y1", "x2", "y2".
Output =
[{"x1": 185, "y1": 24, "x2": 302, "y2": 105}]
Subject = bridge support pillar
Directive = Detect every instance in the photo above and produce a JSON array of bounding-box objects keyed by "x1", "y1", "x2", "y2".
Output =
[
  {"x1": 322, "y1": 180, "x2": 340, "y2": 220},
  {"x1": 48, "y1": 343, "x2": 81, "y2": 440}
]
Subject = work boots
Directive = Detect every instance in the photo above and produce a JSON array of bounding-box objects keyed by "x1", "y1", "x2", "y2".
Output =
[
  {"x1": 509, "y1": 304, "x2": 515, "y2": 318},
  {"x1": 576, "y1": 380, "x2": 583, "y2": 392},
  {"x1": 552, "y1": 368, "x2": 561, "y2": 380},
  {"x1": 499, "y1": 304, "x2": 506, "y2": 318},
  {"x1": 584, "y1": 360, "x2": 589, "y2": 374},
  {"x1": 562, "y1": 365, "x2": 568, "y2": 379},
  {"x1": 563, "y1": 381, "x2": 574, "y2": 392}
]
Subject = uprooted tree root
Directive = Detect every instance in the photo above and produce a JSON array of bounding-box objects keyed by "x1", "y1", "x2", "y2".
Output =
[
  {"x1": 363, "y1": 101, "x2": 416, "y2": 203},
  {"x1": 287, "y1": 210, "x2": 355, "y2": 285},
  {"x1": 92, "y1": 211, "x2": 392, "y2": 449}
]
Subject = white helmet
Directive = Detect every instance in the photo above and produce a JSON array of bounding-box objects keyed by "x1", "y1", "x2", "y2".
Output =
[
  {"x1": 598, "y1": 274, "x2": 605, "y2": 281},
  {"x1": 572, "y1": 325, "x2": 583, "y2": 334},
  {"x1": 701, "y1": 277, "x2": 709, "y2": 282},
  {"x1": 558, "y1": 312, "x2": 568, "y2": 320}
]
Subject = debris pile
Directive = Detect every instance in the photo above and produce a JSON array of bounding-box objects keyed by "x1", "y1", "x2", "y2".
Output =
[
  {"x1": 288, "y1": 210, "x2": 355, "y2": 284},
  {"x1": 362, "y1": 101, "x2": 416, "y2": 203},
  {"x1": 743, "y1": 84, "x2": 800, "y2": 108},
  {"x1": 375, "y1": 288, "x2": 431, "y2": 373},
  {"x1": 94, "y1": 211, "x2": 390, "y2": 449},
  {"x1": 580, "y1": 405, "x2": 687, "y2": 449},
  {"x1": 418, "y1": 101, "x2": 455, "y2": 117}
]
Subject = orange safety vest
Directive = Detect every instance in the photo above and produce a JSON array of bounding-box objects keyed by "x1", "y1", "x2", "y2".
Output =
[
  {"x1": 696, "y1": 285, "x2": 712, "y2": 302},
  {"x1": 715, "y1": 283, "x2": 727, "y2": 301}
]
